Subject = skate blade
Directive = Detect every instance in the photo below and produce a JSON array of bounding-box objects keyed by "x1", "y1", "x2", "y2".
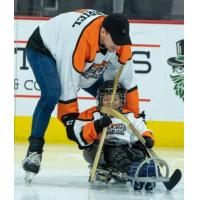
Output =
[{"x1": 24, "y1": 172, "x2": 36, "y2": 183}]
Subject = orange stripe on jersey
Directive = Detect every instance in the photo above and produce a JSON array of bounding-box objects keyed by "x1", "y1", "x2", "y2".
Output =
[
  {"x1": 82, "y1": 122, "x2": 98, "y2": 144},
  {"x1": 57, "y1": 100, "x2": 79, "y2": 121},
  {"x1": 78, "y1": 106, "x2": 98, "y2": 121},
  {"x1": 116, "y1": 45, "x2": 132, "y2": 64},
  {"x1": 124, "y1": 87, "x2": 139, "y2": 117},
  {"x1": 72, "y1": 16, "x2": 105, "y2": 73},
  {"x1": 121, "y1": 108, "x2": 132, "y2": 114},
  {"x1": 142, "y1": 131, "x2": 154, "y2": 140}
]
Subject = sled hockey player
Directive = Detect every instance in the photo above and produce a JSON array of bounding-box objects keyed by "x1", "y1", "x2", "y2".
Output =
[
  {"x1": 73, "y1": 80, "x2": 158, "y2": 191},
  {"x1": 75, "y1": 80, "x2": 181, "y2": 191}
]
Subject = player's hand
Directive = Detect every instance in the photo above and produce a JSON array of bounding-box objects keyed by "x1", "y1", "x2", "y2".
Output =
[
  {"x1": 61, "y1": 113, "x2": 79, "y2": 138},
  {"x1": 135, "y1": 135, "x2": 154, "y2": 149},
  {"x1": 94, "y1": 115, "x2": 112, "y2": 134},
  {"x1": 143, "y1": 136, "x2": 154, "y2": 149},
  {"x1": 61, "y1": 113, "x2": 79, "y2": 127}
]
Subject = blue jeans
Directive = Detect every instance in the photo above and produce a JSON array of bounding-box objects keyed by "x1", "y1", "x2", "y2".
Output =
[
  {"x1": 27, "y1": 48, "x2": 103, "y2": 138},
  {"x1": 26, "y1": 48, "x2": 61, "y2": 137}
]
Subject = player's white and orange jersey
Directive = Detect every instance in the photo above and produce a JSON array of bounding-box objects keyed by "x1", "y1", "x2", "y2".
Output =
[
  {"x1": 72, "y1": 106, "x2": 153, "y2": 148},
  {"x1": 39, "y1": 9, "x2": 139, "y2": 121}
]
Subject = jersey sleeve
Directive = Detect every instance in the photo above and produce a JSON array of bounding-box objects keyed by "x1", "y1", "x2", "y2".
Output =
[
  {"x1": 57, "y1": 99, "x2": 79, "y2": 121},
  {"x1": 125, "y1": 86, "x2": 139, "y2": 117},
  {"x1": 70, "y1": 107, "x2": 100, "y2": 149},
  {"x1": 115, "y1": 45, "x2": 140, "y2": 117},
  {"x1": 127, "y1": 113, "x2": 153, "y2": 140},
  {"x1": 116, "y1": 45, "x2": 132, "y2": 64},
  {"x1": 119, "y1": 59, "x2": 139, "y2": 117},
  {"x1": 72, "y1": 34, "x2": 90, "y2": 73}
]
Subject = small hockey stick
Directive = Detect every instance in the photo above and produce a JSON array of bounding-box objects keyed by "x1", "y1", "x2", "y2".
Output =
[
  {"x1": 89, "y1": 65, "x2": 124, "y2": 183},
  {"x1": 163, "y1": 169, "x2": 182, "y2": 190}
]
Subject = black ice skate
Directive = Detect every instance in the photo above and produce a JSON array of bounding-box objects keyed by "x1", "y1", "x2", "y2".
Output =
[
  {"x1": 22, "y1": 151, "x2": 42, "y2": 183},
  {"x1": 22, "y1": 136, "x2": 44, "y2": 183}
]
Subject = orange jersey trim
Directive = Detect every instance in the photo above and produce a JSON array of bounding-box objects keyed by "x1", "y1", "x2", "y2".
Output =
[
  {"x1": 124, "y1": 87, "x2": 139, "y2": 117},
  {"x1": 82, "y1": 122, "x2": 98, "y2": 144},
  {"x1": 72, "y1": 16, "x2": 105, "y2": 73},
  {"x1": 57, "y1": 100, "x2": 79, "y2": 120},
  {"x1": 78, "y1": 106, "x2": 98, "y2": 121},
  {"x1": 142, "y1": 131, "x2": 154, "y2": 140},
  {"x1": 116, "y1": 45, "x2": 132, "y2": 64},
  {"x1": 121, "y1": 108, "x2": 132, "y2": 114}
]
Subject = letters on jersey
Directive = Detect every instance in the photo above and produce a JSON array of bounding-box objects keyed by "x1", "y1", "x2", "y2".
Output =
[{"x1": 72, "y1": 10, "x2": 106, "y2": 27}]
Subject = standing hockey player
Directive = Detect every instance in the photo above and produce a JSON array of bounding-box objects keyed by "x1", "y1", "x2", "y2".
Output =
[
  {"x1": 22, "y1": 9, "x2": 140, "y2": 182},
  {"x1": 73, "y1": 80, "x2": 156, "y2": 190}
]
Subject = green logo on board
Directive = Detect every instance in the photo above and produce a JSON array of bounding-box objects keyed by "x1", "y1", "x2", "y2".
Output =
[{"x1": 167, "y1": 39, "x2": 184, "y2": 101}]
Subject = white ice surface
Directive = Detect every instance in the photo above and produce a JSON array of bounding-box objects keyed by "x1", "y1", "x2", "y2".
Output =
[{"x1": 15, "y1": 144, "x2": 184, "y2": 200}]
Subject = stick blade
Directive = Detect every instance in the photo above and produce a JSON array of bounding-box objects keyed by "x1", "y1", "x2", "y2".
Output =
[{"x1": 163, "y1": 169, "x2": 182, "y2": 190}]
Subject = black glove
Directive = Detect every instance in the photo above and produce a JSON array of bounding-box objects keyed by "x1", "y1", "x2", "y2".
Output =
[
  {"x1": 135, "y1": 135, "x2": 154, "y2": 149},
  {"x1": 94, "y1": 115, "x2": 112, "y2": 134},
  {"x1": 143, "y1": 136, "x2": 154, "y2": 149},
  {"x1": 61, "y1": 113, "x2": 79, "y2": 141},
  {"x1": 61, "y1": 113, "x2": 79, "y2": 126}
]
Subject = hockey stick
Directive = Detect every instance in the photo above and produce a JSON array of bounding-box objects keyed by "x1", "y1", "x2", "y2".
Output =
[
  {"x1": 88, "y1": 65, "x2": 124, "y2": 183},
  {"x1": 100, "y1": 106, "x2": 164, "y2": 167},
  {"x1": 100, "y1": 107, "x2": 182, "y2": 190},
  {"x1": 100, "y1": 108, "x2": 182, "y2": 188}
]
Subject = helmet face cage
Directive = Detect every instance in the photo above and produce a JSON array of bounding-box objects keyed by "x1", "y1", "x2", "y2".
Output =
[{"x1": 97, "y1": 81, "x2": 126, "y2": 112}]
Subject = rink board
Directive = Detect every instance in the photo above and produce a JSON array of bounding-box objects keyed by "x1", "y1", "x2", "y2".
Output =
[{"x1": 14, "y1": 116, "x2": 183, "y2": 147}]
